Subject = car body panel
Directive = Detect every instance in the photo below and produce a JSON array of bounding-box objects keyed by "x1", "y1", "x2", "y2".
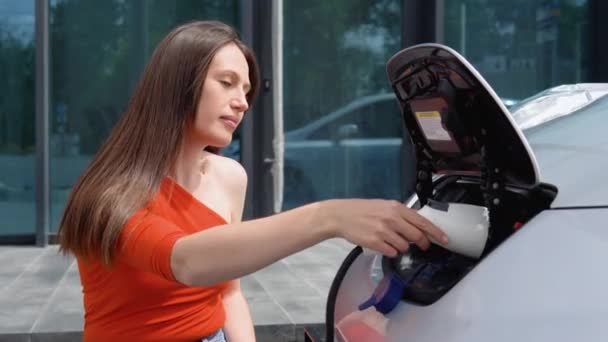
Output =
[
  {"x1": 523, "y1": 94, "x2": 608, "y2": 207},
  {"x1": 333, "y1": 208, "x2": 608, "y2": 341}
]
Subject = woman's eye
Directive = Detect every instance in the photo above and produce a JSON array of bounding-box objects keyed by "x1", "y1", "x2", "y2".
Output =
[{"x1": 220, "y1": 80, "x2": 232, "y2": 87}]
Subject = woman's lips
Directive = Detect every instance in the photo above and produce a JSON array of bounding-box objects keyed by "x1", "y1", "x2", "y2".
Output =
[{"x1": 220, "y1": 115, "x2": 239, "y2": 129}]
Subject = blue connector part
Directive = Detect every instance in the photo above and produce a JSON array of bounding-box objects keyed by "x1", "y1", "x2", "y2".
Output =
[
  {"x1": 359, "y1": 262, "x2": 432, "y2": 315},
  {"x1": 358, "y1": 272, "x2": 406, "y2": 314}
]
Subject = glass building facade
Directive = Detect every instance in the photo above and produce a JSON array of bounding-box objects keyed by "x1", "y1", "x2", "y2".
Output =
[
  {"x1": 443, "y1": 0, "x2": 590, "y2": 99},
  {"x1": 0, "y1": 0, "x2": 606, "y2": 244},
  {"x1": 0, "y1": 0, "x2": 36, "y2": 237}
]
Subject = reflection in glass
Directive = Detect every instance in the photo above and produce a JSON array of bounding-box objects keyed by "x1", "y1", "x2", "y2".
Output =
[
  {"x1": 443, "y1": 0, "x2": 590, "y2": 101},
  {"x1": 282, "y1": 0, "x2": 409, "y2": 210},
  {"x1": 49, "y1": 0, "x2": 240, "y2": 231},
  {"x1": 0, "y1": 0, "x2": 36, "y2": 236}
]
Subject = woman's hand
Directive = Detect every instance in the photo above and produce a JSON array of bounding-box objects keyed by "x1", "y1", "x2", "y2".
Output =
[{"x1": 317, "y1": 199, "x2": 448, "y2": 257}]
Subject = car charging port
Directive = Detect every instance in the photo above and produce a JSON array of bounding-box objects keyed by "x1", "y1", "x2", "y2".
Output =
[{"x1": 383, "y1": 175, "x2": 557, "y2": 305}]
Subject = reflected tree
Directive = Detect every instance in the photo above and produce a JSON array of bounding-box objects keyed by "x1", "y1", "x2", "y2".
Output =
[
  {"x1": 283, "y1": 0, "x2": 401, "y2": 130},
  {"x1": 0, "y1": 22, "x2": 35, "y2": 153},
  {"x1": 443, "y1": 0, "x2": 589, "y2": 99},
  {"x1": 50, "y1": 0, "x2": 238, "y2": 155}
]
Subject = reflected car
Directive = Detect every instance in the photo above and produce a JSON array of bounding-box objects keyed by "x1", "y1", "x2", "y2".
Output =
[
  {"x1": 224, "y1": 93, "x2": 411, "y2": 209},
  {"x1": 223, "y1": 94, "x2": 518, "y2": 209},
  {"x1": 322, "y1": 43, "x2": 608, "y2": 342}
]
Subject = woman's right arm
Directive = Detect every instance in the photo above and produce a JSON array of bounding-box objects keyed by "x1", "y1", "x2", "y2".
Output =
[{"x1": 171, "y1": 198, "x2": 448, "y2": 287}]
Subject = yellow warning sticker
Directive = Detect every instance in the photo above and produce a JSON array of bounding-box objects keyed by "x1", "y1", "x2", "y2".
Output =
[
  {"x1": 414, "y1": 110, "x2": 451, "y2": 141},
  {"x1": 415, "y1": 111, "x2": 441, "y2": 118}
]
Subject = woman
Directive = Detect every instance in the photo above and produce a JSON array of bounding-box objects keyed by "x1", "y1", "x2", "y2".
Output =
[{"x1": 58, "y1": 21, "x2": 448, "y2": 342}]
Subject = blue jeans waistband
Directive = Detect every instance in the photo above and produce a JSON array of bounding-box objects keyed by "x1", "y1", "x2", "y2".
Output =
[{"x1": 201, "y1": 328, "x2": 226, "y2": 342}]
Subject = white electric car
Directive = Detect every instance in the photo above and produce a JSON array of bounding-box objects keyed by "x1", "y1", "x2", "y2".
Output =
[{"x1": 322, "y1": 44, "x2": 608, "y2": 342}]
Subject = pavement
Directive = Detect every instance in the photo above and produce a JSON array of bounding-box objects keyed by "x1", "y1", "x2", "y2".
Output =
[{"x1": 0, "y1": 240, "x2": 354, "y2": 342}]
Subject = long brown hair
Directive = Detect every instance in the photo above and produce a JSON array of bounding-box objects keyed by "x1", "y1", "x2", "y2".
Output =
[{"x1": 58, "y1": 21, "x2": 260, "y2": 264}]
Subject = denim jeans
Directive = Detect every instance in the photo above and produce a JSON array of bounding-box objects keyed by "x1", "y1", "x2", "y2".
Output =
[{"x1": 201, "y1": 328, "x2": 226, "y2": 342}]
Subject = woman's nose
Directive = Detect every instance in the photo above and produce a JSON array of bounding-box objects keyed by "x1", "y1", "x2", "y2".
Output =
[{"x1": 231, "y1": 93, "x2": 249, "y2": 112}]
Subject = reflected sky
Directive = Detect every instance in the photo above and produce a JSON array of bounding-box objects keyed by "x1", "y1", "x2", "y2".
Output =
[{"x1": 0, "y1": 0, "x2": 34, "y2": 44}]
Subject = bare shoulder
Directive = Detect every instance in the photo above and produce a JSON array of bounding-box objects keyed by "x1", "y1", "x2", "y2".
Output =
[
  {"x1": 204, "y1": 153, "x2": 248, "y2": 193},
  {"x1": 204, "y1": 153, "x2": 248, "y2": 222}
]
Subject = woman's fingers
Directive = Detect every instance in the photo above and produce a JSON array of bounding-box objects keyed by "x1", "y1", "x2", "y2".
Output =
[
  {"x1": 371, "y1": 240, "x2": 399, "y2": 258},
  {"x1": 401, "y1": 222, "x2": 431, "y2": 250},
  {"x1": 397, "y1": 203, "x2": 449, "y2": 245},
  {"x1": 329, "y1": 199, "x2": 449, "y2": 255},
  {"x1": 380, "y1": 226, "x2": 411, "y2": 253}
]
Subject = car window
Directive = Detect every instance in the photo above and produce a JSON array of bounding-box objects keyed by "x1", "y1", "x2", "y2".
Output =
[{"x1": 310, "y1": 98, "x2": 403, "y2": 140}]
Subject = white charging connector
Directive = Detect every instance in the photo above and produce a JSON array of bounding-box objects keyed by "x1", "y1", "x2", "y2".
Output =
[{"x1": 417, "y1": 200, "x2": 490, "y2": 259}]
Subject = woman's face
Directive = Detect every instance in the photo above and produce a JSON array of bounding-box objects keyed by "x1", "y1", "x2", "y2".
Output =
[{"x1": 192, "y1": 43, "x2": 251, "y2": 148}]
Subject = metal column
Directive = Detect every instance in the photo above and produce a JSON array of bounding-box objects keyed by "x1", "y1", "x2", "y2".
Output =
[
  {"x1": 239, "y1": 0, "x2": 276, "y2": 219},
  {"x1": 402, "y1": 0, "x2": 440, "y2": 47},
  {"x1": 589, "y1": 0, "x2": 608, "y2": 82},
  {"x1": 35, "y1": 0, "x2": 50, "y2": 246}
]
